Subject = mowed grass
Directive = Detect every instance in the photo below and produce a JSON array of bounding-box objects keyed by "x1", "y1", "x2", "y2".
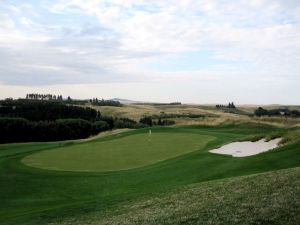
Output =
[
  {"x1": 51, "y1": 167, "x2": 300, "y2": 225},
  {"x1": 22, "y1": 132, "x2": 214, "y2": 172},
  {"x1": 0, "y1": 124, "x2": 299, "y2": 225}
]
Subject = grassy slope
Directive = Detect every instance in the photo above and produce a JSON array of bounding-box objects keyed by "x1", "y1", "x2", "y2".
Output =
[
  {"x1": 22, "y1": 132, "x2": 214, "y2": 172},
  {"x1": 0, "y1": 124, "x2": 299, "y2": 225},
  {"x1": 90, "y1": 104, "x2": 300, "y2": 127},
  {"x1": 54, "y1": 167, "x2": 300, "y2": 225},
  {"x1": 90, "y1": 104, "x2": 227, "y2": 121}
]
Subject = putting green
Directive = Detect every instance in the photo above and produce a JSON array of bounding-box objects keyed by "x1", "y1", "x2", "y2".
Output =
[{"x1": 22, "y1": 132, "x2": 215, "y2": 172}]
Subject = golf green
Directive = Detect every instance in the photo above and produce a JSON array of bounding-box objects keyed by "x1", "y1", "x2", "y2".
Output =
[
  {"x1": 1, "y1": 125, "x2": 300, "y2": 225},
  {"x1": 22, "y1": 131, "x2": 215, "y2": 172}
]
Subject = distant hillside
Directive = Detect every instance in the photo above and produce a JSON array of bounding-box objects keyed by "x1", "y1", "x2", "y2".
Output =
[{"x1": 110, "y1": 98, "x2": 143, "y2": 104}]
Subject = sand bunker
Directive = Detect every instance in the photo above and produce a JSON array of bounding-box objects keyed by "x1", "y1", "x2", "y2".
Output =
[{"x1": 210, "y1": 138, "x2": 282, "y2": 157}]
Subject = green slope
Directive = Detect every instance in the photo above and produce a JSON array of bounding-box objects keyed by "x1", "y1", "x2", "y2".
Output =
[
  {"x1": 51, "y1": 167, "x2": 300, "y2": 225},
  {"x1": 0, "y1": 124, "x2": 299, "y2": 225}
]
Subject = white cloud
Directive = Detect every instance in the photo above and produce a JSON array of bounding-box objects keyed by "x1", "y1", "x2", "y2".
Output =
[
  {"x1": 0, "y1": 14, "x2": 15, "y2": 30},
  {"x1": 0, "y1": 0, "x2": 299, "y2": 103}
]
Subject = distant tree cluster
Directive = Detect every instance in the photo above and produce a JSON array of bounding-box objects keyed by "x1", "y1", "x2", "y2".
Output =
[
  {"x1": 139, "y1": 116, "x2": 175, "y2": 127},
  {"x1": 254, "y1": 107, "x2": 300, "y2": 117},
  {"x1": 169, "y1": 102, "x2": 182, "y2": 105},
  {"x1": 0, "y1": 99, "x2": 100, "y2": 121},
  {"x1": 94, "y1": 115, "x2": 146, "y2": 129},
  {"x1": 140, "y1": 116, "x2": 153, "y2": 126},
  {"x1": 114, "y1": 117, "x2": 146, "y2": 129},
  {"x1": 0, "y1": 118, "x2": 110, "y2": 143},
  {"x1": 26, "y1": 93, "x2": 63, "y2": 101},
  {"x1": 90, "y1": 98, "x2": 122, "y2": 107},
  {"x1": 0, "y1": 99, "x2": 180, "y2": 143},
  {"x1": 152, "y1": 113, "x2": 206, "y2": 119},
  {"x1": 25, "y1": 94, "x2": 88, "y2": 105},
  {"x1": 141, "y1": 102, "x2": 182, "y2": 106},
  {"x1": 157, "y1": 118, "x2": 176, "y2": 126},
  {"x1": 0, "y1": 99, "x2": 107, "y2": 143},
  {"x1": 0, "y1": 99, "x2": 143, "y2": 143},
  {"x1": 216, "y1": 102, "x2": 236, "y2": 109}
]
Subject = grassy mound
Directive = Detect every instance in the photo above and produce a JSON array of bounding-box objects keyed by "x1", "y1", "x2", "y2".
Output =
[
  {"x1": 22, "y1": 132, "x2": 214, "y2": 172},
  {"x1": 51, "y1": 167, "x2": 300, "y2": 225}
]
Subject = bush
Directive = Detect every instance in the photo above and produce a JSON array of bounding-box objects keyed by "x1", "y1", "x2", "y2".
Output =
[
  {"x1": 92, "y1": 121, "x2": 110, "y2": 134},
  {"x1": 139, "y1": 116, "x2": 153, "y2": 126},
  {"x1": 0, "y1": 117, "x2": 31, "y2": 143},
  {"x1": 56, "y1": 119, "x2": 92, "y2": 139},
  {"x1": 113, "y1": 118, "x2": 137, "y2": 128},
  {"x1": 99, "y1": 116, "x2": 115, "y2": 129}
]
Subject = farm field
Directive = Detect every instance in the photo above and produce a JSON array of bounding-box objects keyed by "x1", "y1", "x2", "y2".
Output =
[{"x1": 1, "y1": 123, "x2": 300, "y2": 225}]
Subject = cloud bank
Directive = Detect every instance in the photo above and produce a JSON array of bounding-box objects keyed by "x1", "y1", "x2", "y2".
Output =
[{"x1": 0, "y1": 0, "x2": 299, "y2": 104}]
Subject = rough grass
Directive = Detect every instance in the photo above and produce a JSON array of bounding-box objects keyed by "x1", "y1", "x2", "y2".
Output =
[
  {"x1": 89, "y1": 104, "x2": 300, "y2": 128},
  {"x1": 90, "y1": 104, "x2": 226, "y2": 121},
  {"x1": 49, "y1": 167, "x2": 300, "y2": 225},
  {"x1": 22, "y1": 132, "x2": 214, "y2": 172}
]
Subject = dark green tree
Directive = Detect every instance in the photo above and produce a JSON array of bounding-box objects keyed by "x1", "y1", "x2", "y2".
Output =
[{"x1": 139, "y1": 116, "x2": 153, "y2": 126}]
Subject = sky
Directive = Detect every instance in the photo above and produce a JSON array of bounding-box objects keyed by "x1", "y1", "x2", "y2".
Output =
[{"x1": 0, "y1": 0, "x2": 299, "y2": 104}]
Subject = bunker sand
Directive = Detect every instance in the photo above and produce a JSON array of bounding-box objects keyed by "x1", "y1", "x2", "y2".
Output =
[{"x1": 210, "y1": 138, "x2": 282, "y2": 157}]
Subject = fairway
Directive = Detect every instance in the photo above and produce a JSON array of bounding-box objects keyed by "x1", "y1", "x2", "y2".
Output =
[
  {"x1": 22, "y1": 131, "x2": 215, "y2": 172},
  {"x1": 1, "y1": 125, "x2": 299, "y2": 225}
]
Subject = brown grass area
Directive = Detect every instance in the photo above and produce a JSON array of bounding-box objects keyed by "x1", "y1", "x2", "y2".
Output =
[
  {"x1": 176, "y1": 116, "x2": 300, "y2": 128},
  {"x1": 82, "y1": 128, "x2": 133, "y2": 141},
  {"x1": 88, "y1": 104, "x2": 300, "y2": 128},
  {"x1": 90, "y1": 104, "x2": 241, "y2": 120}
]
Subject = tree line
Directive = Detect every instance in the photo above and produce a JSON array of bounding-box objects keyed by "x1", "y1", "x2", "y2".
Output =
[
  {"x1": 136, "y1": 102, "x2": 181, "y2": 106},
  {"x1": 90, "y1": 98, "x2": 122, "y2": 107},
  {"x1": 216, "y1": 102, "x2": 236, "y2": 108},
  {"x1": 151, "y1": 113, "x2": 206, "y2": 119},
  {"x1": 0, "y1": 99, "x2": 176, "y2": 143},
  {"x1": 139, "y1": 116, "x2": 175, "y2": 126},
  {"x1": 26, "y1": 93, "x2": 64, "y2": 101},
  {"x1": 0, "y1": 118, "x2": 110, "y2": 143},
  {"x1": 0, "y1": 99, "x2": 99, "y2": 121},
  {"x1": 0, "y1": 115, "x2": 173, "y2": 144},
  {"x1": 254, "y1": 107, "x2": 300, "y2": 117},
  {"x1": 25, "y1": 94, "x2": 124, "y2": 107},
  {"x1": 0, "y1": 99, "x2": 104, "y2": 143}
]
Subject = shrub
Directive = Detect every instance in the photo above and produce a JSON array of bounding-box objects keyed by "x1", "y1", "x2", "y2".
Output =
[{"x1": 92, "y1": 121, "x2": 110, "y2": 134}]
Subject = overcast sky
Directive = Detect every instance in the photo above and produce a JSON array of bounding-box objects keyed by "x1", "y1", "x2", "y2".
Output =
[{"x1": 0, "y1": 0, "x2": 299, "y2": 104}]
